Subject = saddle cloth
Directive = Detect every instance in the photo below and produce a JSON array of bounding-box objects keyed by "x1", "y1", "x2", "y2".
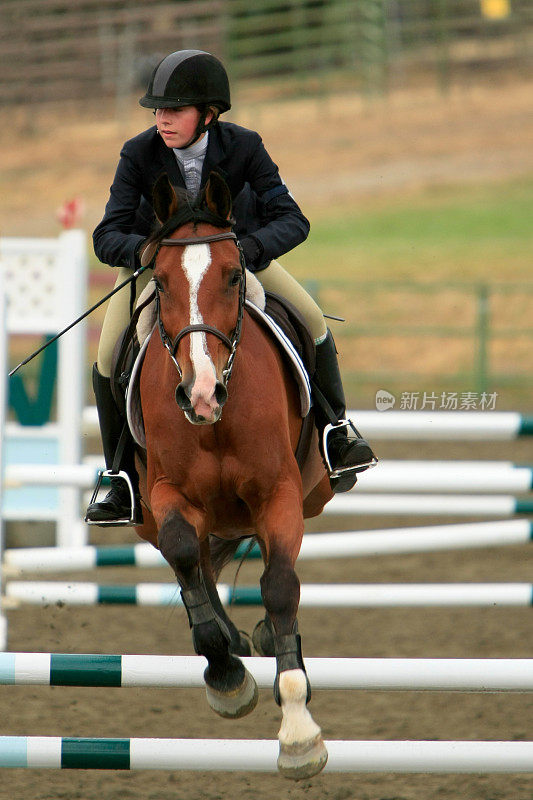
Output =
[{"x1": 125, "y1": 274, "x2": 314, "y2": 448}]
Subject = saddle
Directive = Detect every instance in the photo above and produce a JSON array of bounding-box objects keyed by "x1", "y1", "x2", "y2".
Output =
[{"x1": 110, "y1": 277, "x2": 317, "y2": 468}]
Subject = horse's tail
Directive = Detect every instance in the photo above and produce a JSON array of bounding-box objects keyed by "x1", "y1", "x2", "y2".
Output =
[{"x1": 208, "y1": 534, "x2": 256, "y2": 580}]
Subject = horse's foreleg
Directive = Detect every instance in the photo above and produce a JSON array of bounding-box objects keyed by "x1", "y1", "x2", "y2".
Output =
[
  {"x1": 199, "y1": 540, "x2": 251, "y2": 657},
  {"x1": 257, "y1": 487, "x2": 328, "y2": 780},
  {"x1": 157, "y1": 509, "x2": 257, "y2": 718}
]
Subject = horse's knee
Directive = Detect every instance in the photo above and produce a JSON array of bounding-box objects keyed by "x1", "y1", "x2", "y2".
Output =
[
  {"x1": 158, "y1": 510, "x2": 199, "y2": 574},
  {"x1": 260, "y1": 557, "x2": 300, "y2": 622}
]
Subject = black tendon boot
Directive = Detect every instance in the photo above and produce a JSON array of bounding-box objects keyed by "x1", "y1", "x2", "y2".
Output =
[
  {"x1": 313, "y1": 330, "x2": 377, "y2": 493},
  {"x1": 85, "y1": 364, "x2": 142, "y2": 525}
]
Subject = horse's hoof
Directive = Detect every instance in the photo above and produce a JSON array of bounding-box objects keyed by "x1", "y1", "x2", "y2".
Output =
[
  {"x1": 205, "y1": 667, "x2": 258, "y2": 719},
  {"x1": 252, "y1": 617, "x2": 275, "y2": 656},
  {"x1": 277, "y1": 734, "x2": 328, "y2": 780}
]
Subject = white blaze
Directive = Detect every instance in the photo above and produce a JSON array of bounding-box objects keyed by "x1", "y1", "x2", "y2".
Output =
[{"x1": 181, "y1": 243, "x2": 217, "y2": 406}]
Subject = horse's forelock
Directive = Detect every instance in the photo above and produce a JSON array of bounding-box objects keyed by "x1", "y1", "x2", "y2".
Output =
[{"x1": 145, "y1": 203, "x2": 235, "y2": 253}]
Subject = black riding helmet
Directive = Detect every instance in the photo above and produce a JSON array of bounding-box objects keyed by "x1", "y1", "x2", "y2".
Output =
[
  {"x1": 140, "y1": 49, "x2": 231, "y2": 112},
  {"x1": 140, "y1": 50, "x2": 230, "y2": 148}
]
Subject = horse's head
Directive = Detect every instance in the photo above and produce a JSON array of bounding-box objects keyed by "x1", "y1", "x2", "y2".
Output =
[{"x1": 140, "y1": 172, "x2": 245, "y2": 425}]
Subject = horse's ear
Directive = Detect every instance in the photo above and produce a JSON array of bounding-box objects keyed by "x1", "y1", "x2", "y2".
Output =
[
  {"x1": 152, "y1": 174, "x2": 179, "y2": 223},
  {"x1": 204, "y1": 171, "x2": 232, "y2": 220}
]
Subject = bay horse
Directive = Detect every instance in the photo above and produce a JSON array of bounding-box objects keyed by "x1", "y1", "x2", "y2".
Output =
[{"x1": 135, "y1": 172, "x2": 333, "y2": 779}]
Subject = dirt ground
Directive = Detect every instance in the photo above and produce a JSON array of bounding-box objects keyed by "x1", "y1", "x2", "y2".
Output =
[{"x1": 1, "y1": 439, "x2": 532, "y2": 799}]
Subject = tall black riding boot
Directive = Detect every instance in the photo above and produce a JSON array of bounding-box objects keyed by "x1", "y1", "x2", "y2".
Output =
[
  {"x1": 313, "y1": 330, "x2": 377, "y2": 493},
  {"x1": 85, "y1": 364, "x2": 143, "y2": 526}
]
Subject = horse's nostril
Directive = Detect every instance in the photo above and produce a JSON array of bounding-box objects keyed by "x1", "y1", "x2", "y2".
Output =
[
  {"x1": 214, "y1": 381, "x2": 228, "y2": 407},
  {"x1": 175, "y1": 383, "x2": 193, "y2": 410}
]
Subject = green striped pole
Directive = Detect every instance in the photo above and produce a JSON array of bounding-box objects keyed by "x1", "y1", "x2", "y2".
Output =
[
  {"x1": 3, "y1": 653, "x2": 533, "y2": 691},
  {"x1": 1, "y1": 736, "x2": 533, "y2": 772},
  {"x1": 4, "y1": 520, "x2": 533, "y2": 573},
  {"x1": 5, "y1": 581, "x2": 533, "y2": 608},
  {"x1": 519, "y1": 417, "x2": 533, "y2": 436}
]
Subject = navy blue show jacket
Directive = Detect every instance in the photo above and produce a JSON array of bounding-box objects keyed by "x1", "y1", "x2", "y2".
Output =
[{"x1": 93, "y1": 121, "x2": 310, "y2": 272}]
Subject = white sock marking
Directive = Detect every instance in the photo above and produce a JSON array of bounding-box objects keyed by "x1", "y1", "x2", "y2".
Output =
[{"x1": 277, "y1": 669, "x2": 321, "y2": 747}]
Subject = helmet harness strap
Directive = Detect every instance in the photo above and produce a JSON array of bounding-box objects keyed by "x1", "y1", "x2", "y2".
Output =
[{"x1": 175, "y1": 105, "x2": 216, "y2": 150}]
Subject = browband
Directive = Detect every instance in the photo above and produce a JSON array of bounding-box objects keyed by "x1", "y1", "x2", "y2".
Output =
[{"x1": 159, "y1": 232, "x2": 238, "y2": 247}]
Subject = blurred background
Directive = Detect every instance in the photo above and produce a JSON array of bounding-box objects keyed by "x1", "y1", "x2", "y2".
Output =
[{"x1": 1, "y1": 0, "x2": 532, "y2": 410}]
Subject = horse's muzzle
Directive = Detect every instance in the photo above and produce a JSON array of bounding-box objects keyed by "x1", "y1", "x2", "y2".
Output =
[{"x1": 175, "y1": 380, "x2": 228, "y2": 425}]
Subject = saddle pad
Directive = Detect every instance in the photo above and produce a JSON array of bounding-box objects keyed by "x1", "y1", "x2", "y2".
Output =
[
  {"x1": 126, "y1": 330, "x2": 152, "y2": 448},
  {"x1": 245, "y1": 299, "x2": 311, "y2": 417}
]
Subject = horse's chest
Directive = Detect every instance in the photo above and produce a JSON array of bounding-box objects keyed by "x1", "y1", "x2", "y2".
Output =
[{"x1": 187, "y1": 460, "x2": 253, "y2": 526}]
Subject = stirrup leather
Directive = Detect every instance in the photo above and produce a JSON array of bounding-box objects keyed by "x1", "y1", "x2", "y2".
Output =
[
  {"x1": 85, "y1": 469, "x2": 138, "y2": 527},
  {"x1": 322, "y1": 420, "x2": 378, "y2": 478}
]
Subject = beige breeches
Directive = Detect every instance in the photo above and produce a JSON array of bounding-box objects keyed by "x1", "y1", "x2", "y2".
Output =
[
  {"x1": 96, "y1": 260, "x2": 327, "y2": 377},
  {"x1": 256, "y1": 260, "x2": 327, "y2": 344},
  {"x1": 97, "y1": 267, "x2": 154, "y2": 377}
]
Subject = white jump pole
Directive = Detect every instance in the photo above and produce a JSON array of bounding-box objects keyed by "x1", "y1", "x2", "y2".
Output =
[
  {"x1": 329, "y1": 494, "x2": 533, "y2": 517},
  {"x1": 297, "y1": 519, "x2": 533, "y2": 558},
  {"x1": 4, "y1": 519, "x2": 532, "y2": 574},
  {"x1": 8, "y1": 460, "x2": 532, "y2": 493},
  {"x1": 0, "y1": 736, "x2": 532, "y2": 773},
  {"x1": 82, "y1": 407, "x2": 533, "y2": 442},
  {"x1": 7, "y1": 469, "x2": 531, "y2": 501},
  {"x1": 2, "y1": 653, "x2": 533, "y2": 692},
  {"x1": 349, "y1": 410, "x2": 533, "y2": 441},
  {"x1": 358, "y1": 460, "x2": 533, "y2": 493},
  {"x1": 4, "y1": 464, "x2": 97, "y2": 489},
  {"x1": 4, "y1": 581, "x2": 533, "y2": 608}
]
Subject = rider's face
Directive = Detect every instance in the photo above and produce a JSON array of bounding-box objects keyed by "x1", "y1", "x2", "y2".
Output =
[{"x1": 155, "y1": 105, "x2": 212, "y2": 148}]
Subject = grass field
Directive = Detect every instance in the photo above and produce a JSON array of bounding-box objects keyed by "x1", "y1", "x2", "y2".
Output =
[{"x1": 285, "y1": 178, "x2": 533, "y2": 283}]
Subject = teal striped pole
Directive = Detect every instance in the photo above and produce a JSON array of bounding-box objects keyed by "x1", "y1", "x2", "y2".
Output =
[
  {"x1": 4, "y1": 520, "x2": 533, "y2": 573},
  {"x1": 519, "y1": 417, "x2": 533, "y2": 436},
  {"x1": 5, "y1": 581, "x2": 533, "y2": 608},
  {"x1": 1, "y1": 736, "x2": 533, "y2": 772},
  {"x1": 3, "y1": 653, "x2": 533, "y2": 691}
]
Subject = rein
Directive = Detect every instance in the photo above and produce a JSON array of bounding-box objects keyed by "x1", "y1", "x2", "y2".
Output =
[{"x1": 154, "y1": 230, "x2": 246, "y2": 386}]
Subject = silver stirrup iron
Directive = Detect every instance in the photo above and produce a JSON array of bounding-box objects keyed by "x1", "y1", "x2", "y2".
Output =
[
  {"x1": 85, "y1": 469, "x2": 137, "y2": 527},
  {"x1": 322, "y1": 420, "x2": 378, "y2": 478}
]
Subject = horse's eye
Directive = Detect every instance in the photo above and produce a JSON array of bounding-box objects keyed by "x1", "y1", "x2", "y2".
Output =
[{"x1": 229, "y1": 270, "x2": 241, "y2": 287}]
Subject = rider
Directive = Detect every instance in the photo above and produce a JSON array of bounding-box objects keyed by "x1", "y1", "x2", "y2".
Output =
[{"x1": 86, "y1": 49, "x2": 376, "y2": 525}]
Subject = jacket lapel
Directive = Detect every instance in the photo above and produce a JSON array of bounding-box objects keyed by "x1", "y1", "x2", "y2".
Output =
[
  {"x1": 200, "y1": 125, "x2": 228, "y2": 187},
  {"x1": 157, "y1": 135, "x2": 186, "y2": 190}
]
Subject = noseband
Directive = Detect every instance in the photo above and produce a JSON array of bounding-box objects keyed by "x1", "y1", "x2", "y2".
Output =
[{"x1": 154, "y1": 230, "x2": 246, "y2": 386}]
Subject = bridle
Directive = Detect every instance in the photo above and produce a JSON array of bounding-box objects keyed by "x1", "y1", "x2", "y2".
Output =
[{"x1": 153, "y1": 230, "x2": 247, "y2": 386}]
